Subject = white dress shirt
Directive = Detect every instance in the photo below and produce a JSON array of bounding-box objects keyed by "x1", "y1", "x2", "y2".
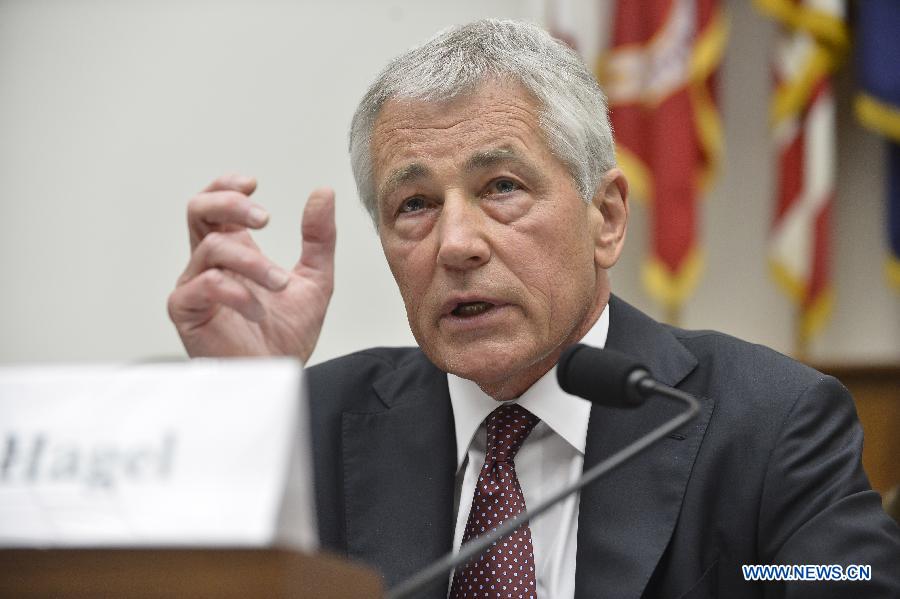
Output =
[{"x1": 447, "y1": 305, "x2": 610, "y2": 598}]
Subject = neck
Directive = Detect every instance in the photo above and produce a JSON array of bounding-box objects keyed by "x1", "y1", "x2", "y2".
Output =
[{"x1": 478, "y1": 290, "x2": 609, "y2": 401}]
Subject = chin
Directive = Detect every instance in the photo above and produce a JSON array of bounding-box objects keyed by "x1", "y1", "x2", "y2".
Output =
[{"x1": 425, "y1": 338, "x2": 540, "y2": 387}]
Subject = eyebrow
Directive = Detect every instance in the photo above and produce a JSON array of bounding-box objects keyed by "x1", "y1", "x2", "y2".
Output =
[
  {"x1": 378, "y1": 162, "x2": 432, "y2": 205},
  {"x1": 377, "y1": 146, "x2": 539, "y2": 203},
  {"x1": 465, "y1": 146, "x2": 527, "y2": 171},
  {"x1": 467, "y1": 146, "x2": 545, "y2": 191}
]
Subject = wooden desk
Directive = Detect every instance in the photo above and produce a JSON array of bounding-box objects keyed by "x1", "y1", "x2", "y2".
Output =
[{"x1": 0, "y1": 548, "x2": 383, "y2": 599}]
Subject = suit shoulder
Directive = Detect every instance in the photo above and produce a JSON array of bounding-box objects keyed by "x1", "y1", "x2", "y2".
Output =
[
  {"x1": 670, "y1": 327, "x2": 845, "y2": 416},
  {"x1": 306, "y1": 346, "x2": 422, "y2": 410},
  {"x1": 676, "y1": 327, "x2": 825, "y2": 381},
  {"x1": 308, "y1": 346, "x2": 421, "y2": 376}
]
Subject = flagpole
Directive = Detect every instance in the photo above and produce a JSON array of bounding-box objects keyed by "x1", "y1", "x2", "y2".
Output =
[
  {"x1": 666, "y1": 304, "x2": 682, "y2": 328},
  {"x1": 794, "y1": 310, "x2": 808, "y2": 363}
]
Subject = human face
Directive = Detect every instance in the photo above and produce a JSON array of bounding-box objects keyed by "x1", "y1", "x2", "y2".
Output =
[{"x1": 372, "y1": 81, "x2": 626, "y2": 399}]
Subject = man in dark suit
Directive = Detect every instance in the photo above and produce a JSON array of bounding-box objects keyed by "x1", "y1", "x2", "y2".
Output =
[{"x1": 168, "y1": 19, "x2": 900, "y2": 598}]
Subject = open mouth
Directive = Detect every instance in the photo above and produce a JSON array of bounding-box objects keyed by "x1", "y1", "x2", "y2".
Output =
[{"x1": 451, "y1": 301, "x2": 495, "y2": 317}]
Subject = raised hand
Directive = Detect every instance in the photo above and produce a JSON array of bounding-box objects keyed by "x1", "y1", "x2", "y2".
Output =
[{"x1": 167, "y1": 174, "x2": 335, "y2": 363}]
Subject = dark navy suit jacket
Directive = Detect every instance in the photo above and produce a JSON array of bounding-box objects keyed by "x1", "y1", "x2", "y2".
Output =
[{"x1": 307, "y1": 296, "x2": 900, "y2": 598}]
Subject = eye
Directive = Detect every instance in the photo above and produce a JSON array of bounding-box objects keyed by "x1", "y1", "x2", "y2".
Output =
[
  {"x1": 398, "y1": 196, "x2": 428, "y2": 214},
  {"x1": 487, "y1": 178, "x2": 521, "y2": 195}
]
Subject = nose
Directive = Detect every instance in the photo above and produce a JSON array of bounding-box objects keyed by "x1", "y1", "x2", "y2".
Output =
[{"x1": 436, "y1": 194, "x2": 491, "y2": 271}]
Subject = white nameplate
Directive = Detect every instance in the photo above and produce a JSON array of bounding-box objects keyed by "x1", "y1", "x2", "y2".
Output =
[{"x1": 0, "y1": 359, "x2": 317, "y2": 550}]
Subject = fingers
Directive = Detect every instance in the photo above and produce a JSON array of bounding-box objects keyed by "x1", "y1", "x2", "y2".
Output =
[
  {"x1": 181, "y1": 231, "x2": 290, "y2": 292},
  {"x1": 296, "y1": 187, "x2": 336, "y2": 279},
  {"x1": 188, "y1": 175, "x2": 265, "y2": 250},
  {"x1": 203, "y1": 173, "x2": 257, "y2": 195},
  {"x1": 168, "y1": 268, "x2": 265, "y2": 326}
]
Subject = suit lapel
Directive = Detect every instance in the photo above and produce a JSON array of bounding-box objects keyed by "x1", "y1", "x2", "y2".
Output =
[
  {"x1": 575, "y1": 296, "x2": 716, "y2": 599},
  {"x1": 342, "y1": 352, "x2": 456, "y2": 597}
]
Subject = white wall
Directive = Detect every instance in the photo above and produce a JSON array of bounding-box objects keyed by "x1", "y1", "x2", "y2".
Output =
[{"x1": 1, "y1": 0, "x2": 897, "y2": 366}]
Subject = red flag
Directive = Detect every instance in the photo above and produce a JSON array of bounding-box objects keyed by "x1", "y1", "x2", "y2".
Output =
[
  {"x1": 601, "y1": 0, "x2": 728, "y2": 319},
  {"x1": 756, "y1": 0, "x2": 847, "y2": 346}
]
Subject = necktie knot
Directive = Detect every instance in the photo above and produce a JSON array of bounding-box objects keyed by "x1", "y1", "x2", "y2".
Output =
[{"x1": 485, "y1": 403, "x2": 539, "y2": 463}]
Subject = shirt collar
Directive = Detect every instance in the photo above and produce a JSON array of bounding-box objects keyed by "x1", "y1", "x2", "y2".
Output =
[{"x1": 447, "y1": 304, "x2": 609, "y2": 470}]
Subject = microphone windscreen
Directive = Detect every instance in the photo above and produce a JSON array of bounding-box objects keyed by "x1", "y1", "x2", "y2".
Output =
[{"x1": 557, "y1": 344, "x2": 648, "y2": 408}]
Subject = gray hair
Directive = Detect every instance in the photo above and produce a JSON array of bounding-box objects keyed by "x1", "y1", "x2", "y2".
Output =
[{"x1": 348, "y1": 18, "x2": 616, "y2": 224}]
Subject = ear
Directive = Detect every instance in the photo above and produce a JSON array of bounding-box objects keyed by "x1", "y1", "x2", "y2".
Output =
[{"x1": 590, "y1": 168, "x2": 629, "y2": 269}]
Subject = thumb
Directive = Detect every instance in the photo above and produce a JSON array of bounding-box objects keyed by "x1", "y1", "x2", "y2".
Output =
[{"x1": 295, "y1": 187, "x2": 336, "y2": 277}]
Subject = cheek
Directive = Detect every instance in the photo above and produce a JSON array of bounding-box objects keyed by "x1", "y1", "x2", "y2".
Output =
[
  {"x1": 383, "y1": 239, "x2": 435, "y2": 317},
  {"x1": 515, "y1": 220, "x2": 596, "y2": 317}
]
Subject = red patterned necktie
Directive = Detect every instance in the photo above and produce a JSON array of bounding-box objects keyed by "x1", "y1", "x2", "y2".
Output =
[{"x1": 450, "y1": 403, "x2": 540, "y2": 599}]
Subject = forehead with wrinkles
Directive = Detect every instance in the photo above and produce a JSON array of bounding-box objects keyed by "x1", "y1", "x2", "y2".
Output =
[{"x1": 369, "y1": 81, "x2": 554, "y2": 201}]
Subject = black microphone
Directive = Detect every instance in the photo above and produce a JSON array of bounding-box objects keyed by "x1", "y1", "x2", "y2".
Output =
[
  {"x1": 557, "y1": 344, "x2": 651, "y2": 407},
  {"x1": 387, "y1": 344, "x2": 700, "y2": 599}
]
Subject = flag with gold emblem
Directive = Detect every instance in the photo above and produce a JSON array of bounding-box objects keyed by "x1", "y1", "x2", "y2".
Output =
[{"x1": 600, "y1": 0, "x2": 728, "y2": 322}]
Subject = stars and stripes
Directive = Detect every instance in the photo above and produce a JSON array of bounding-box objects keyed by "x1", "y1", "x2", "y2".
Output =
[{"x1": 756, "y1": 0, "x2": 847, "y2": 346}]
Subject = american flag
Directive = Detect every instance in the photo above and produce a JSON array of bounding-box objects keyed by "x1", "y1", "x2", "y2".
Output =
[{"x1": 756, "y1": 0, "x2": 848, "y2": 348}]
